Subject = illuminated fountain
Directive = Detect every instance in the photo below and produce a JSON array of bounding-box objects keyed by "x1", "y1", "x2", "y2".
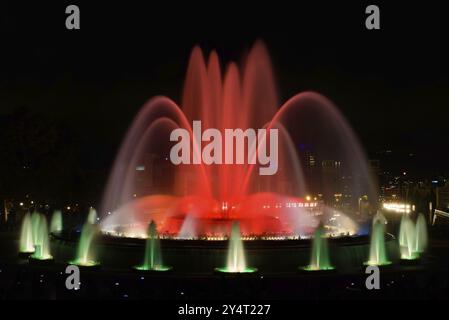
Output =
[
  {"x1": 399, "y1": 214, "x2": 418, "y2": 261},
  {"x1": 30, "y1": 214, "x2": 53, "y2": 261},
  {"x1": 365, "y1": 220, "x2": 391, "y2": 266},
  {"x1": 50, "y1": 210, "x2": 63, "y2": 233},
  {"x1": 19, "y1": 213, "x2": 35, "y2": 255},
  {"x1": 87, "y1": 208, "x2": 97, "y2": 225},
  {"x1": 215, "y1": 222, "x2": 257, "y2": 273},
  {"x1": 100, "y1": 42, "x2": 377, "y2": 240},
  {"x1": 414, "y1": 213, "x2": 428, "y2": 254},
  {"x1": 398, "y1": 213, "x2": 428, "y2": 264},
  {"x1": 134, "y1": 221, "x2": 172, "y2": 272},
  {"x1": 302, "y1": 224, "x2": 334, "y2": 271},
  {"x1": 31, "y1": 211, "x2": 40, "y2": 246},
  {"x1": 373, "y1": 210, "x2": 387, "y2": 226},
  {"x1": 69, "y1": 223, "x2": 99, "y2": 267}
]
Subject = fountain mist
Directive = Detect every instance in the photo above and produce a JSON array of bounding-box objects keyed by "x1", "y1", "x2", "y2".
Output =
[
  {"x1": 19, "y1": 213, "x2": 34, "y2": 254},
  {"x1": 100, "y1": 42, "x2": 377, "y2": 239},
  {"x1": 50, "y1": 210, "x2": 63, "y2": 233},
  {"x1": 30, "y1": 214, "x2": 53, "y2": 260},
  {"x1": 398, "y1": 214, "x2": 418, "y2": 260},
  {"x1": 87, "y1": 208, "x2": 97, "y2": 224},
  {"x1": 414, "y1": 213, "x2": 428, "y2": 254}
]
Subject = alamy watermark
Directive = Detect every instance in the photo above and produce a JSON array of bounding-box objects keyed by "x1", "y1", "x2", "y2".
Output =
[
  {"x1": 65, "y1": 265, "x2": 81, "y2": 290},
  {"x1": 169, "y1": 121, "x2": 279, "y2": 176}
]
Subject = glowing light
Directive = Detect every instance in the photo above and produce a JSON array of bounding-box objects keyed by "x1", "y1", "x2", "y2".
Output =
[{"x1": 382, "y1": 202, "x2": 413, "y2": 214}]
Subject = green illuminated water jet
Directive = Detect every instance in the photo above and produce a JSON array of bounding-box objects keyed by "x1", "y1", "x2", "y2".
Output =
[
  {"x1": 134, "y1": 221, "x2": 171, "y2": 271},
  {"x1": 30, "y1": 214, "x2": 53, "y2": 260},
  {"x1": 50, "y1": 210, "x2": 63, "y2": 233},
  {"x1": 19, "y1": 213, "x2": 34, "y2": 254},
  {"x1": 399, "y1": 214, "x2": 418, "y2": 260},
  {"x1": 365, "y1": 220, "x2": 391, "y2": 266},
  {"x1": 215, "y1": 222, "x2": 257, "y2": 273},
  {"x1": 373, "y1": 210, "x2": 387, "y2": 226},
  {"x1": 31, "y1": 211, "x2": 40, "y2": 246},
  {"x1": 302, "y1": 224, "x2": 334, "y2": 271},
  {"x1": 69, "y1": 223, "x2": 99, "y2": 267},
  {"x1": 87, "y1": 207, "x2": 97, "y2": 224},
  {"x1": 414, "y1": 213, "x2": 428, "y2": 254}
]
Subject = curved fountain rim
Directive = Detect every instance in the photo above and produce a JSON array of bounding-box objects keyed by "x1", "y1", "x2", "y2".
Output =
[{"x1": 50, "y1": 230, "x2": 389, "y2": 250}]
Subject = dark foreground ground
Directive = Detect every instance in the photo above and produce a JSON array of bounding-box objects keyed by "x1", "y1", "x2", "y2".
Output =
[{"x1": 1, "y1": 212, "x2": 449, "y2": 300}]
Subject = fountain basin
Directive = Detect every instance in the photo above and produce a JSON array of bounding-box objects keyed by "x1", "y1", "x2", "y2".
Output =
[
  {"x1": 50, "y1": 230, "x2": 399, "y2": 274},
  {"x1": 29, "y1": 256, "x2": 54, "y2": 265},
  {"x1": 18, "y1": 251, "x2": 34, "y2": 259},
  {"x1": 399, "y1": 257, "x2": 421, "y2": 266}
]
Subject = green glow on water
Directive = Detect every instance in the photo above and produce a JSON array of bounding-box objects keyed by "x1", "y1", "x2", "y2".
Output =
[
  {"x1": 302, "y1": 265, "x2": 335, "y2": 271},
  {"x1": 400, "y1": 252, "x2": 420, "y2": 260},
  {"x1": 365, "y1": 220, "x2": 391, "y2": 266},
  {"x1": 214, "y1": 267, "x2": 258, "y2": 273},
  {"x1": 134, "y1": 221, "x2": 171, "y2": 271},
  {"x1": 50, "y1": 210, "x2": 63, "y2": 233},
  {"x1": 363, "y1": 260, "x2": 392, "y2": 266},
  {"x1": 68, "y1": 258, "x2": 99, "y2": 267},
  {"x1": 19, "y1": 213, "x2": 34, "y2": 253},
  {"x1": 134, "y1": 265, "x2": 172, "y2": 272},
  {"x1": 70, "y1": 223, "x2": 99, "y2": 266},
  {"x1": 303, "y1": 224, "x2": 334, "y2": 271},
  {"x1": 30, "y1": 214, "x2": 53, "y2": 260}
]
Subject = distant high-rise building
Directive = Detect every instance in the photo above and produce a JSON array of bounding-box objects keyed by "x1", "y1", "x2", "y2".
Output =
[{"x1": 321, "y1": 160, "x2": 342, "y2": 203}]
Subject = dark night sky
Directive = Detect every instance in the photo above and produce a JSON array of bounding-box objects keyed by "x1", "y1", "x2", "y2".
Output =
[{"x1": 1, "y1": 1, "x2": 449, "y2": 177}]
